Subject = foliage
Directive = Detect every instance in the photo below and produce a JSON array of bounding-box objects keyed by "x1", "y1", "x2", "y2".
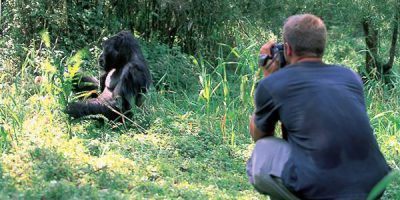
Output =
[
  {"x1": 2, "y1": 0, "x2": 399, "y2": 76},
  {"x1": 1, "y1": 0, "x2": 257, "y2": 56},
  {"x1": 1, "y1": 26, "x2": 400, "y2": 199},
  {"x1": 141, "y1": 42, "x2": 199, "y2": 92},
  {"x1": 368, "y1": 170, "x2": 400, "y2": 200},
  {"x1": 0, "y1": 0, "x2": 399, "y2": 199}
]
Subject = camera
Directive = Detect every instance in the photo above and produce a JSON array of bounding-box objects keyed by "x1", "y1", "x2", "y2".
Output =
[
  {"x1": 259, "y1": 43, "x2": 287, "y2": 69},
  {"x1": 271, "y1": 43, "x2": 286, "y2": 68}
]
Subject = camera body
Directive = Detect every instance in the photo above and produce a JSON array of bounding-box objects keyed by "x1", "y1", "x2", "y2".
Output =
[
  {"x1": 271, "y1": 43, "x2": 286, "y2": 68},
  {"x1": 259, "y1": 43, "x2": 287, "y2": 69}
]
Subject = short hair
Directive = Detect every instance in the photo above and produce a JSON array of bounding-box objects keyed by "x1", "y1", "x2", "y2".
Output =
[{"x1": 283, "y1": 14, "x2": 327, "y2": 57}]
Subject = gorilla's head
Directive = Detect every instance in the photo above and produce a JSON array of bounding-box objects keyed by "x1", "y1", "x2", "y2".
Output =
[{"x1": 99, "y1": 31, "x2": 142, "y2": 72}]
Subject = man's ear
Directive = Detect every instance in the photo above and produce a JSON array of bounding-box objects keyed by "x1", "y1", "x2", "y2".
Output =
[{"x1": 284, "y1": 43, "x2": 293, "y2": 57}]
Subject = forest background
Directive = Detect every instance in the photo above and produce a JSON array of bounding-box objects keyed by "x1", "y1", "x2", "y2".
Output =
[{"x1": 0, "y1": 0, "x2": 399, "y2": 199}]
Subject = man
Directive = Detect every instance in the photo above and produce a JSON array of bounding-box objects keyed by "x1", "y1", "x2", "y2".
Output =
[{"x1": 247, "y1": 14, "x2": 390, "y2": 200}]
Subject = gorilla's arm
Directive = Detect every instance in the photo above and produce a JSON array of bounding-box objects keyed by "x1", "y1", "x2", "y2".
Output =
[
  {"x1": 99, "y1": 72, "x2": 107, "y2": 92},
  {"x1": 114, "y1": 61, "x2": 151, "y2": 113}
]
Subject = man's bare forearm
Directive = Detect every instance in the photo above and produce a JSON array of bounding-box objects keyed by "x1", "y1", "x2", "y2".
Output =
[{"x1": 249, "y1": 114, "x2": 274, "y2": 142}]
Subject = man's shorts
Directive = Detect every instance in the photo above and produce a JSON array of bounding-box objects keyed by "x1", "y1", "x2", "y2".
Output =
[{"x1": 246, "y1": 137, "x2": 300, "y2": 200}]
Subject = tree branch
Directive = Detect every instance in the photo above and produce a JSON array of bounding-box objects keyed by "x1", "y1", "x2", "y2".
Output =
[{"x1": 383, "y1": 8, "x2": 399, "y2": 73}]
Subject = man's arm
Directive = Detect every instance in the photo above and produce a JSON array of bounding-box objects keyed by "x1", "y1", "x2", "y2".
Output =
[
  {"x1": 248, "y1": 40, "x2": 281, "y2": 142},
  {"x1": 249, "y1": 114, "x2": 275, "y2": 142}
]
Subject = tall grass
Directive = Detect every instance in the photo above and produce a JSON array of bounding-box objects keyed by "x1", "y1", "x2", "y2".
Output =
[
  {"x1": 0, "y1": 28, "x2": 399, "y2": 199},
  {"x1": 194, "y1": 31, "x2": 400, "y2": 197},
  {"x1": 0, "y1": 32, "x2": 263, "y2": 198},
  {"x1": 195, "y1": 43, "x2": 260, "y2": 146}
]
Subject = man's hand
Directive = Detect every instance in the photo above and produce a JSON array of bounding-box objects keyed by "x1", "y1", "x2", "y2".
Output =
[{"x1": 259, "y1": 40, "x2": 280, "y2": 78}]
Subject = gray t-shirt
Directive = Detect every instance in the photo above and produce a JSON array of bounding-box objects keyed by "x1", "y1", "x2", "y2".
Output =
[{"x1": 254, "y1": 61, "x2": 390, "y2": 199}]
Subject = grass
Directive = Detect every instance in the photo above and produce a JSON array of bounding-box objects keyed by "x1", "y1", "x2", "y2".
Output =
[{"x1": 0, "y1": 29, "x2": 399, "y2": 199}]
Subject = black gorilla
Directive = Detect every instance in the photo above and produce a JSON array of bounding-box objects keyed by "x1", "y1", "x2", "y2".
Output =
[{"x1": 66, "y1": 31, "x2": 152, "y2": 121}]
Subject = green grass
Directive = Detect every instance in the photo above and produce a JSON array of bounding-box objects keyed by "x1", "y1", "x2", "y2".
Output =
[{"x1": 0, "y1": 29, "x2": 399, "y2": 200}]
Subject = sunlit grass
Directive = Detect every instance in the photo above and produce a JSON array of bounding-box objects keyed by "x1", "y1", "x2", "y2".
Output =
[{"x1": 0, "y1": 29, "x2": 399, "y2": 199}]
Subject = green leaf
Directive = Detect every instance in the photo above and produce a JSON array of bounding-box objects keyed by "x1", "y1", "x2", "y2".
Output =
[
  {"x1": 40, "y1": 30, "x2": 51, "y2": 48},
  {"x1": 367, "y1": 170, "x2": 399, "y2": 200}
]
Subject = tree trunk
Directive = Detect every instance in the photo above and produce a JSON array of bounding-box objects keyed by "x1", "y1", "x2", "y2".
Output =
[
  {"x1": 362, "y1": 17, "x2": 380, "y2": 77},
  {"x1": 362, "y1": 12, "x2": 399, "y2": 81}
]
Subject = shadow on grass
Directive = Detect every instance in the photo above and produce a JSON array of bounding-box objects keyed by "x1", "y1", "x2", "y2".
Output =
[{"x1": 8, "y1": 147, "x2": 128, "y2": 199}]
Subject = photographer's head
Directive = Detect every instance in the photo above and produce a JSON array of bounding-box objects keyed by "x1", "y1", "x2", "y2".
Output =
[{"x1": 283, "y1": 14, "x2": 327, "y2": 64}]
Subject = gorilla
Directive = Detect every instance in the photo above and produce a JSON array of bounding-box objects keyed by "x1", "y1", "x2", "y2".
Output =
[{"x1": 66, "y1": 31, "x2": 152, "y2": 121}]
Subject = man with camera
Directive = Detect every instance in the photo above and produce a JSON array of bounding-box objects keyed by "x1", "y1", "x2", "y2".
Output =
[{"x1": 247, "y1": 14, "x2": 390, "y2": 200}]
